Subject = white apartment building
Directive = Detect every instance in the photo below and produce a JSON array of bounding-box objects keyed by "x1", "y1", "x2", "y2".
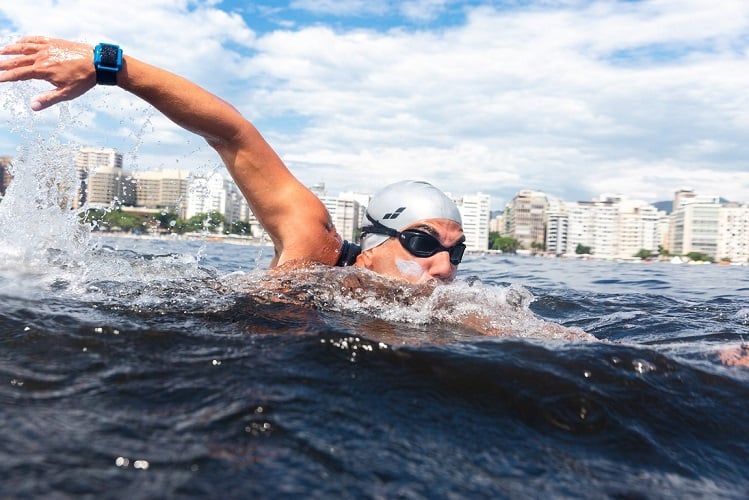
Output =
[
  {"x1": 506, "y1": 189, "x2": 547, "y2": 251},
  {"x1": 319, "y1": 194, "x2": 363, "y2": 243},
  {"x1": 186, "y1": 172, "x2": 246, "y2": 225},
  {"x1": 565, "y1": 196, "x2": 662, "y2": 259},
  {"x1": 615, "y1": 199, "x2": 662, "y2": 258},
  {"x1": 453, "y1": 193, "x2": 491, "y2": 252},
  {"x1": 544, "y1": 197, "x2": 568, "y2": 255},
  {"x1": 132, "y1": 169, "x2": 190, "y2": 216},
  {"x1": 73, "y1": 147, "x2": 133, "y2": 209},
  {"x1": 717, "y1": 204, "x2": 749, "y2": 263},
  {"x1": 668, "y1": 202, "x2": 721, "y2": 258}
]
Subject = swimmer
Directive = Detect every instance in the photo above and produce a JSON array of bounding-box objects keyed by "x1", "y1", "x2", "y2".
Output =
[{"x1": 0, "y1": 36, "x2": 465, "y2": 284}]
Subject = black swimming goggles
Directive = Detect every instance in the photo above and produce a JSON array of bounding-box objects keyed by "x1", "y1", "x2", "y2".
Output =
[{"x1": 362, "y1": 214, "x2": 466, "y2": 266}]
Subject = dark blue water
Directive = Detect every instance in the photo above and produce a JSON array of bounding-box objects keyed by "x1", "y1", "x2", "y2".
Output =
[{"x1": 1, "y1": 235, "x2": 748, "y2": 498}]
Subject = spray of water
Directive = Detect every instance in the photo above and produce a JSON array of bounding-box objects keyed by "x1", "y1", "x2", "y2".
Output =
[{"x1": 0, "y1": 82, "x2": 96, "y2": 271}]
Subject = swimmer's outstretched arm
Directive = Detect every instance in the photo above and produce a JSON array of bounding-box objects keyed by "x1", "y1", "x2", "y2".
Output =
[{"x1": 0, "y1": 36, "x2": 341, "y2": 267}]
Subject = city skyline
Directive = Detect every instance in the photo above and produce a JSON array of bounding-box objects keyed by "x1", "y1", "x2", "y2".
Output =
[
  {"x1": 1, "y1": 1, "x2": 748, "y2": 210},
  {"x1": 2, "y1": 149, "x2": 746, "y2": 262}
]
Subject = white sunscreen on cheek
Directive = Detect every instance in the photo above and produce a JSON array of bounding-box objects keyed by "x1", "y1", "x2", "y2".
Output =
[{"x1": 395, "y1": 258, "x2": 426, "y2": 281}]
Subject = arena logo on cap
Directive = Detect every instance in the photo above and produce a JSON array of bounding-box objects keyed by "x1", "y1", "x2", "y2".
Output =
[{"x1": 383, "y1": 207, "x2": 406, "y2": 220}]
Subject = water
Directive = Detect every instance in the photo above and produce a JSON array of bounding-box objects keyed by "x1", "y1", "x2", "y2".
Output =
[
  {"x1": 1, "y1": 98, "x2": 749, "y2": 498},
  {"x1": 2, "y1": 234, "x2": 748, "y2": 498}
]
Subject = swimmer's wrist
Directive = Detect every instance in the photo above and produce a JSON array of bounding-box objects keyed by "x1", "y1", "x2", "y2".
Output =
[{"x1": 93, "y1": 43, "x2": 123, "y2": 86}]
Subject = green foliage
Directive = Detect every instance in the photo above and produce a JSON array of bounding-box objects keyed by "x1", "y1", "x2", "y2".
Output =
[
  {"x1": 686, "y1": 251, "x2": 714, "y2": 263},
  {"x1": 530, "y1": 241, "x2": 546, "y2": 252},
  {"x1": 81, "y1": 208, "x2": 245, "y2": 236},
  {"x1": 634, "y1": 248, "x2": 654, "y2": 260},
  {"x1": 227, "y1": 220, "x2": 252, "y2": 235},
  {"x1": 575, "y1": 243, "x2": 592, "y2": 255},
  {"x1": 82, "y1": 208, "x2": 148, "y2": 233},
  {"x1": 489, "y1": 231, "x2": 520, "y2": 253}
]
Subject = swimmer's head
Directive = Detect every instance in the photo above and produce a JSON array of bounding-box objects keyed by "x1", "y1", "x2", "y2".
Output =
[{"x1": 360, "y1": 180, "x2": 462, "y2": 251}]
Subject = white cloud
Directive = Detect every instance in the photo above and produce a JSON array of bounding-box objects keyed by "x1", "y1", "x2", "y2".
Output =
[{"x1": 1, "y1": 0, "x2": 749, "y2": 208}]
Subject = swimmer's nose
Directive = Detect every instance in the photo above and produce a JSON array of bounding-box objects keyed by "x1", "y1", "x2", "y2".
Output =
[{"x1": 427, "y1": 250, "x2": 456, "y2": 283}]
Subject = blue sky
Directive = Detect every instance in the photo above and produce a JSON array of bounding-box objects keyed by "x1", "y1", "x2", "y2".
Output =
[{"x1": 1, "y1": 0, "x2": 748, "y2": 209}]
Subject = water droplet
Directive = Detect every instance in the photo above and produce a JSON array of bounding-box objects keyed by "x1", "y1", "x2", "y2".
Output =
[{"x1": 632, "y1": 359, "x2": 656, "y2": 374}]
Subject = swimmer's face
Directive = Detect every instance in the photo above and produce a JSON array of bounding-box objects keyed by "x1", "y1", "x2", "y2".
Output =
[{"x1": 356, "y1": 218, "x2": 464, "y2": 284}]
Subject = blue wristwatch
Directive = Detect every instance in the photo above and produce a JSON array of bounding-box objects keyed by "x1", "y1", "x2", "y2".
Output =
[{"x1": 93, "y1": 43, "x2": 123, "y2": 85}]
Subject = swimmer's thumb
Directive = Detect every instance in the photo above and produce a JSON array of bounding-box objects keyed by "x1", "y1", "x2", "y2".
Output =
[{"x1": 31, "y1": 83, "x2": 93, "y2": 111}]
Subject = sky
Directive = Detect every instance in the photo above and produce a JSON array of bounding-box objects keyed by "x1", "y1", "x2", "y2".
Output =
[{"x1": 1, "y1": 0, "x2": 748, "y2": 209}]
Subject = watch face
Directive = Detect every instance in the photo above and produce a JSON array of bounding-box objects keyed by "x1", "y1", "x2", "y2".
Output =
[
  {"x1": 95, "y1": 44, "x2": 122, "y2": 71},
  {"x1": 95, "y1": 44, "x2": 122, "y2": 84}
]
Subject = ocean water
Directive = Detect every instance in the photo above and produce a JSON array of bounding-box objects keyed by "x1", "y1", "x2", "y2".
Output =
[
  {"x1": 1, "y1": 230, "x2": 748, "y2": 498},
  {"x1": 1, "y1": 104, "x2": 748, "y2": 499}
]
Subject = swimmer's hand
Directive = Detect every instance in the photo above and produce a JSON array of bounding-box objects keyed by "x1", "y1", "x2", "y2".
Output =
[
  {"x1": 0, "y1": 36, "x2": 96, "y2": 111},
  {"x1": 719, "y1": 344, "x2": 749, "y2": 367}
]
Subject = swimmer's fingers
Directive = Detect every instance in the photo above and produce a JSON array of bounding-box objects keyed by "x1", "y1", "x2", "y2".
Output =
[
  {"x1": 31, "y1": 84, "x2": 93, "y2": 111},
  {"x1": 0, "y1": 36, "x2": 96, "y2": 111},
  {"x1": 719, "y1": 346, "x2": 749, "y2": 367}
]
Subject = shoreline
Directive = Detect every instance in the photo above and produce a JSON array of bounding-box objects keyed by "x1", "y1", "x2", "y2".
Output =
[{"x1": 95, "y1": 232, "x2": 747, "y2": 265}]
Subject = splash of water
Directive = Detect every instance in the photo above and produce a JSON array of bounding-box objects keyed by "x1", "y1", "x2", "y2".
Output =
[{"x1": 0, "y1": 82, "x2": 95, "y2": 271}]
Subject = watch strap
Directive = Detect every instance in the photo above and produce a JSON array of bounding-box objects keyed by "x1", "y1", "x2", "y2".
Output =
[{"x1": 93, "y1": 43, "x2": 123, "y2": 86}]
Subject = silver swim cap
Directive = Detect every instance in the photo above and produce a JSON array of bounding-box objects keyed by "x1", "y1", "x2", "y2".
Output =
[{"x1": 360, "y1": 180, "x2": 462, "y2": 251}]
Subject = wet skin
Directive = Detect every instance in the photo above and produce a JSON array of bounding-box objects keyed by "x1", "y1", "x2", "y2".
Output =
[{"x1": 354, "y1": 218, "x2": 465, "y2": 284}]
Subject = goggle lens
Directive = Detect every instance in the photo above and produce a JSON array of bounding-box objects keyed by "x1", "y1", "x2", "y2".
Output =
[{"x1": 399, "y1": 230, "x2": 465, "y2": 265}]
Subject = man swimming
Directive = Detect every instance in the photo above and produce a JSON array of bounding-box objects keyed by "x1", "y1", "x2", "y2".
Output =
[{"x1": 0, "y1": 36, "x2": 464, "y2": 284}]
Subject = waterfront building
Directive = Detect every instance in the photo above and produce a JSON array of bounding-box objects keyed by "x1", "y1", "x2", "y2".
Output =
[
  {"x1": 453, "y1": 193, "x2": 491, "y2": 252},
  {"x1": 668, "y1": 202, "x2": 721, "y2": 258},
  {"x1": 564, "y1": 195, "x2": 662, "y2": 259},
  {"x1": 132, "y1": 169, "x2": 190, "y2": 217},
  {"x1": 506, "y1": 189, "x2": 547, "y2": 251},
  {"x1": 185, "y1": 172, "x2": 245, "y2": 226},
  {"x1": 489, "y1": 212, "x2": 506, "y2": 235},
  {"x1": 615, "y1": 198, "x2": 662, "y2": 258},
  {"x1": 318, "y1": 193, "x2": 363, "y2": 244},
  {"x1": 73, "y1": 147, "x2": 133, "y2": 209},
  {"x1": 717, "y1": 203, "x2": 749, "y2": 263},
  {"x1": 544, "y1": 197, "x2": 568, "y2": 255},
  {"x1": 339, "y1": 191, "x2": 371, "y2": 233}
]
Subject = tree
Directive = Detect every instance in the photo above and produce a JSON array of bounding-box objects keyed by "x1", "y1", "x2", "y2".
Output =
[
  {"x1": 489, "y1": 232, "x2": 521, "y2": 253},
  {"x1": 575, "y1": 243, "x2": 592, "y2": 255},
  {"x1": 530, "y1": 241, "x2": 546, "y2": 253},
  {"x1": 634, "y1": 248, "x2": 653, "y2": 260},
  {"x1": 686, "y1": 251, "x2": 714, "y2": 263},
  {"x1": 227, "y1": 220, "x2": 252, "y2": 235},
  {"x1": 186, "y1": 211, "x2": 226, "y2": 233},
  {"x1": 105, "y1": 209, "x2": 148, "y2": 233}
]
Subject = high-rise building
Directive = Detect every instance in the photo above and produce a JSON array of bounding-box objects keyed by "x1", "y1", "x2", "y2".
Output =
[
  {"x1": 565, "y1": 196, "x2": 663, "y2": 259},
  {"x1": 73, "y1": 147, "x2": 132, "y2": 209},
  {"x1": 544, "y1": 197, "x2": 568, "y2": 255},
  {"x1": 615, "y1": 199, "x2": 662, "y2": 258},
  {"x1": 669, "y1": 202, "x2": 721, "y2": 257},
  {"x1": 453, "y1": 193, "x2": 491, "y2": 252},
  {"x1": 319, "y1": 194, "x2": 363, "y2": 243},
  {"x1": 186, "y1": 172, "x2": 241, "y2": 224},
  {"x1": 506, "y1": 189, "x2": 547, "y2": 251},
  {"x1": 717, "y1": 203, "x2": 749, "y2": 263},
  {"x1": 132, "y1": 169, "x2": 190, "y2": 216}
]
